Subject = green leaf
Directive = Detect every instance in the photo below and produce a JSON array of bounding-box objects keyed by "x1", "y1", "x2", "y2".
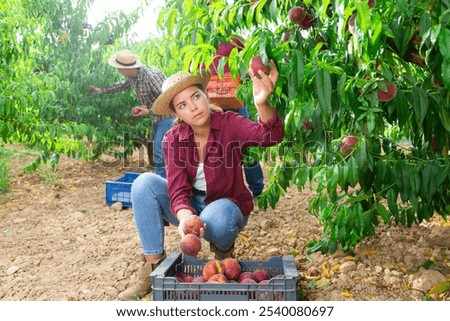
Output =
[
  {"x1": 395, "y1": 160, "x2": 411, "y2": 202},
  {"x1": 376, "y1": 204, "x2": 391, "y2": 224},
  {"x1": 387, "y1": 188, "x2": 399, "y2": 220},
  {"x1": 428, "y1": 281, "x2": 450, "y2": 295},
  {"x1": 348, "y1": 157, "x2": 359, "y2": 187},
  {"x1": 315, "y1": 69, "x2": 332, "y2": 117},
  {"x1": 412, "y1": 86, "x2": 428, "y2": 126}
]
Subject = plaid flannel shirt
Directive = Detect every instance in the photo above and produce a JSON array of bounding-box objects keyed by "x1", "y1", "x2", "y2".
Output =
[{"x1": 99, "y1": 66, "x2": 168, "y2": 124}]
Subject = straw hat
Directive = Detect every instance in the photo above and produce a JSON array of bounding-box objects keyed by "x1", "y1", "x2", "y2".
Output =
[
  {"x1": 108, "y1": 49, "x2": 142, "y2": 69},
  {"x1": 152, "y1": 71, "x2": 211, "y2": 116}
]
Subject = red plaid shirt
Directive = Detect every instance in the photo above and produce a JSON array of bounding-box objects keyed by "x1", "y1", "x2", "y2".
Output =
[
  {"x1": 163, "y1": 111, "x2": 284, "y2": 217},
  {"x1": 99, "y1": 66, "x2": 168, "y2": 123}
]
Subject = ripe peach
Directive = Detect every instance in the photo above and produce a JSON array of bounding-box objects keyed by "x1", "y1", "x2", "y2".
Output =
[
  {"x1": 191, "y1": 276, "x2": 207, "y2": 283},
  {"x1": 377, "y1": 81, "x2": 397, "y2": 102},
  {"x1": 132, "y1": 107, "x2": 140, "y2": 115},
  {"x1": 174, "y1": 272, "x2": 185, "y2": 282},
  {"x1": 221, "y1": 258, "x2": 242, "y2": 281},
  {"x1": 340, "y1": 135, "x2": 359, "y2": 156},
  {"x1": 179, "y1": 234, "x2": 202, "y2": 257},
  {"x1": 207, "y1": 273, "x2": 228, "y2": 283},
  {"x1": 183, "y1": 215, "x2": 204, "y2": 236},
  {"x1": 202, "y1": 259, "x2": 225, "y2": 280},
  {"x1": 281, "y1": 29, "x2": 293, "y2": 43},
  {"x1": 288, "y1": 6, "x2": 304, "y2": 25},
  {"x1": 302, "y1": 117, "x2": 313, "y2": 130},
  {"x1": 183, "y1": 275, "x2": 194, "y2": 283},
  {"x1": 253, "y1": 269, "x2": 270, "y2": 282},
  {"x1": 239, "y1": 278, "x2": 257, "y2": 284},
  {"x1": 250, "y1": 56, "x2": 269, "y2": 75},
  {"x1": 300, "y1": 12, "x2": 313, "y2": 29},
  {"x1": 237, "y1": 271, "x2": 258, "y2": 283}
]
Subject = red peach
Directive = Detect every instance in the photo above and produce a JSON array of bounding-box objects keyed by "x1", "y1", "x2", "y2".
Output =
[
  {"x1": 237, "y1": 271, "x2": 258, "y2": 283},
  {"x1": 207, "y1": 273, "x2": 228, "y2": 283},
  {"x1": 132, "y1": 107, "x2": 140, "y2": 115},
  {"x1": 202, "y1": 259, "x2": 225, "y2": 280},
  {"x1": 288, "y1": 6, "x2": 304, "y2": 25},
  {"x1": 183, "y1": 215, "x2": 204, "y2": 236},
  {"x1": 253, "y1": 269, "x2": 270, "y2": 282},
  {"x1": 183, "y1": 275, "x2": 194, "y2": 283},
  {"x1": 239, "y1": 278, "x2": 257, "y2": 284},
  {"x1": 179, "y1": 234, "x2": 202, "y2": 257},
  {"x1": 191, "y1": 276, "x2": 207, "y2": 283},
  {"x1": 300, "y1": 12, "x2": 313, "y2": 29},
  {"x1": 221, "y1": 258, "x2": 242, "y2": 281},
  {"x1": 250, "y1": 56, "x2": 270, "y2": 75},
  {"x1": 282, "y1": 29, "x2": 293, "y2": 43},
  {"x1": 340, "y1": 135, "x2": 359, "y2": 156},
  {"x1": 302, "y1": 117, "x2": 313, "y2": 130},
  {"x1": 174, "y1": 272, "x2": 185, "y2": 282},
  {"x1": 377, "y1": 81, "x2": 397, "y2": 102}
]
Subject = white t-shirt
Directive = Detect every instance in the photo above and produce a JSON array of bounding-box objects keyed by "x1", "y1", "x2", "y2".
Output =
[{"x1": 192, "y1": 163, "x2": 206, "y2": 191}]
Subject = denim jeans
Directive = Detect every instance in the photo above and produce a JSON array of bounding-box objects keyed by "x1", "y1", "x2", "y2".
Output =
[
  {"x1": 131, "y1": 172, "x2": 248, "y2": 255},
  {"x1": 224, "y1": 106, "x2": 264, "y2": 197},
  {"x1": 152, "y1": 116, "x2": 174, "y2": 178}
]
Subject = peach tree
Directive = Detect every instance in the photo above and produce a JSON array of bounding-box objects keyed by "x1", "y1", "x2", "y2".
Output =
[
  {"x1": 1, "y1": 0, "x2": 157, "y2": 171},
  {"x1": 158, "y1": 0, "x2": 450, "y2": 253}
]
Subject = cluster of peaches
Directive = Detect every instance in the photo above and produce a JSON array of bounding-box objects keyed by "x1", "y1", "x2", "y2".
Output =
[{"x1": 175, "y1": 257, "x2": 280, "y2": 285}]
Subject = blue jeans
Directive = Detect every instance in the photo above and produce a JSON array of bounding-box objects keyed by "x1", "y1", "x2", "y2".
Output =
[
  {"x1": 152, "y1": 116, "x2": 174, "y2": 178},
  {"x1": 224, "y1": 106, "x2": 264, "y2": 197},
  {"x1": 131, "y1": 173, "x2": 248, "y2": 255}
]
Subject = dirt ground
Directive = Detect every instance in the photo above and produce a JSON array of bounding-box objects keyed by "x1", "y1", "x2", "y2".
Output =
[{"x1": 1, "y1": 146, "x2": 449, "y2": 301}]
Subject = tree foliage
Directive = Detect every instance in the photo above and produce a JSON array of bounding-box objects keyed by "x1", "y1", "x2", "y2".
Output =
[
  {"x1": 1, "y1": 0, "x2": 162, "y2": 171},
  {"x1": 158, "y1": 0, "x2": 450, "y2": 253}
]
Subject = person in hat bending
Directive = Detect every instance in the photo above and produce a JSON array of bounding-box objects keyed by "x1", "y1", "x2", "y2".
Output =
[
  {"x1": 117, "y1": 60, "x2": 284, "y2": 300},
  {"x1": 90, "y1": 49, "x2": 173, "y2": 178}
]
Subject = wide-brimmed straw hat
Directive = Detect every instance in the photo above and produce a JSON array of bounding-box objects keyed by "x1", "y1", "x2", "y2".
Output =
[
  {"x1": 152, "y1": 71, "x2": 211, "y2": 116},
  {"x1": 108, "y1": 49, "x2": 142, "y2": 69}
]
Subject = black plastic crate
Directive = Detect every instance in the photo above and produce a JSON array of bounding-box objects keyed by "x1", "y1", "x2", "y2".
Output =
[
  {"x1": 151, "y1": 253, "x2": 299, "y2": 301},
  {"x1": 105, "y1": 172, "x2": 141, "y2": 208}
]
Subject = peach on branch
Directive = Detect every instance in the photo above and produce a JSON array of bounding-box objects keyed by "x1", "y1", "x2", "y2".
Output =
[
  {"x1": 340, "y1": 135, "x2": 359, "y2": 156},
  {"x1": 302, "y1": 117, "x2": 313, "y2": 130},
  {"x1": 288, "y1": 6, "x2": 313, "y2": 29},
  {"x1": 377, "y1": 81, "x2": 397, "y2": 102},
  {"x1": 250, "y1": 56, "x2": 270, "y2": 75},
  {"x1": 281, "y1": 29, "x2": 293, "y2": 43},
  {"x1": 288, "y1": 6, "x2": 305, "y2": 25},
  {"x1": 300, "y1": 12, "x2": 313, "y2": 29}
]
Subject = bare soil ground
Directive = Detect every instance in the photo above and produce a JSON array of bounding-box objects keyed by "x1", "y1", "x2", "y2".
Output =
[{"x1": 1, "y1": 146, "x2": 449, "y2": 301}]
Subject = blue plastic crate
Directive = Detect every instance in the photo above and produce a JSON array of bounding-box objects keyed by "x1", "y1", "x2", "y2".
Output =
[
  {"x1": 151, "y1": 253, "x2": 299, "y2": 301},
  {"x1": 105, "y1": 172, "x2": 141, "y2": 208}
]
